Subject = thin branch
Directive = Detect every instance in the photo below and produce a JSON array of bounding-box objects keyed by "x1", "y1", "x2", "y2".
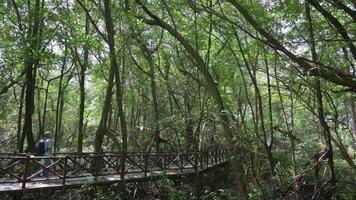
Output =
[
  {"x1": 0, "y1": 70, "x2": 26, "y2": 95},
  {"x1": 76, "y1": 0, "x2": 108, "y2": 43}
]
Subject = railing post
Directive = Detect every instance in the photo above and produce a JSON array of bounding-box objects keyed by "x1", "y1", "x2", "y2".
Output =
[
  {"x1": 163, "y1": 153, "x2": 167, "y2": 172},
  {"x1": 214, "y1": 146, "x2": 218, "y2": 164},
  {"x1": 144, "y1": 154, "x2": 148, "y2": 177},
  {"x1": 206, "y1": 150, "x2": 209, "y2": 168},
  {"x1": 120, "y1": 153, "x2": 125, "y2": 180},
  {"x1": 62, "y1": 156, "x2": 68, "y2": 186},
  {"x1": 22, "y1": 154, "x2": 30, "y2": 189},
  {"x1": 199, "y1": 151, "x2": 203, "y2": 169},
  {"x1": 218, "y1": 148, "x2": 222, "y2": 163},
  {"x1": 116, "y1": 155, "x2": 119, "y2": 172},
  {"x1": 93, "y1": 155, "x2": 98, "y2": 180},
  {"x1": 194, "y1": 151, "x2": 198, "y2": 172},
  {"x1": 180, "y1": 153, "x2": 183, "y2": 173}
]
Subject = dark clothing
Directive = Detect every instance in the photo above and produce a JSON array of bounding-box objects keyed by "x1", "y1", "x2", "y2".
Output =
[{"x1": 38, "y1": 140, "x2": 45, "y2": 155}]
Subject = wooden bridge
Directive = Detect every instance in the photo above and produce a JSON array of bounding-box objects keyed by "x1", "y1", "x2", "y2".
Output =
[{"x1": 0, "y1": 145, "x2": 229, "y2": 193}]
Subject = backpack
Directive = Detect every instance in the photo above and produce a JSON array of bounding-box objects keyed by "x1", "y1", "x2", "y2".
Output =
[{"x1": 38, "y1": 139, "x2": 45, "y2": 155}]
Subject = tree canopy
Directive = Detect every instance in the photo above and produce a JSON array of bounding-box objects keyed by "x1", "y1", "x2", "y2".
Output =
[{"x1": 0, "y1": 0, "x2": 355, "y2": 199}]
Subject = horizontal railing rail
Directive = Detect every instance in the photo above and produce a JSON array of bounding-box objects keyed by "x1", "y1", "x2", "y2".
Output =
[{"x1": 0, "y1": 144, "x2": 229, "y2": 190}]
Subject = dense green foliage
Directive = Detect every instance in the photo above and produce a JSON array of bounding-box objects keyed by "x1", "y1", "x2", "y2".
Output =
[{"x1": 0, "y1": 0, "x2": 355, "y2": 199}]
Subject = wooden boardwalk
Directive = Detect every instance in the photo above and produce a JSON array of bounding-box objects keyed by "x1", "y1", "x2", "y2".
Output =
[{"x1": 0, "y1": 145, "x2": 228, "y2": 193}]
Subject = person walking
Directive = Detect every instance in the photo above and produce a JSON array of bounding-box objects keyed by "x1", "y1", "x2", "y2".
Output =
[
  {"x1": 35, "y1": 137, "x2": 46, "y2": 176},
  {"x1": 43, "y1": 131, "x2": 53, "y2": 177},
  {"x1": 37, "y1": 137, "x2": 45, "y2": 156}
]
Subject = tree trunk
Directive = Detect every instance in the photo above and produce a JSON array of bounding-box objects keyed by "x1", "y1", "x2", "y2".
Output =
[
  {"x1": 22, "y1": 59, "x2": 37, "y2": 152},
  {"x1": 22, "y1": 0, "x2": 42, "y2": 153},
  {"x1": 235, "y1": 35, "x2": 275, "y2": 173},
  {"x1": 54, "y1": 43, "x2": 67, "y2": 154},
  {"x1": 305, "y1": 3, "x2": 336, "y2": 184},
  {"x1": 114, "y1": 55, "x2": 128, "y2": 179},
  {"x1": 184, "y1": 92, "x2": 194, "y2": 150},
  {"x1": 102, "y1": 0, "x2": 128, "y2": 179},
  {"x1": 17, "y1": 84, "x2": 25, "y2": 152},
  {"x1": 274, "y1": 60, "x2": 297, "y2": 177},
  {"x1": 265, "y1": 55, "x2": 274, "y2": 152},
  {"x1": 136, "y1": 1, "x2": 247, "y2": 197},
  {"x1": 77, "y1": 13, "x2": 89, "y2": 153},
  {"x1": 93, "y1": 70, "x2": 115, "y2": 154},
  {"x1": 150, "y1": 59, "x2": 160, "y2": 152},
  {"x1": 56, "y1": 79, "x2": 69, "y2": 153},
  {"x1": 40, "y1": 81, "x2": 50, "y2": 138},
  {"x1": 131, "y1": 32, "x2": 161, "y2": 152},
  {"x1": 315, "y1": 80, "x2": 336, "y2": 183},
  {"x1": 306, "y1": 0, "x2": 356, "y2": 61},
  {"x1": 227, "y1": 0, "x2": 356, "y2": 89},
  {"x1": 37, "y1": 80, "x2": 42, "y2": 138},
  {"x1": 351, "y1": 98, "x2": 356, "y2": 140}
]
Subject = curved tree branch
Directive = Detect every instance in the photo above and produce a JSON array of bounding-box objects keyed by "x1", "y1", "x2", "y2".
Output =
[{"x1": 227, "y1": 0, "x2": 356, "y2": 89}]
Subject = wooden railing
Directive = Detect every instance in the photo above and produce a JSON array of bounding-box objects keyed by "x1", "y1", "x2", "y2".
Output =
[{"x1": 0, "y1": 145, "x2": 228, "y2": 190}]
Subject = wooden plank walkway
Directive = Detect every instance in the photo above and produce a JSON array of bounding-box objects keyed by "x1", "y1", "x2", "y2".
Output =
[{"x1": 0, "y1": 145, "x2": 228, "y2": 193}]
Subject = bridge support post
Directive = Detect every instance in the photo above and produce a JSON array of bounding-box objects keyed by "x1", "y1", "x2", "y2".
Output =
[
  {"x1": 214, "y1": 146, "x2": 218, "y2": 164},
  {"x1": 144, "y1": 154, "x2": 148, "y2": 177},
  {"x1": 163, "y1": 153, "x2": 167, "y2": 172},
  {"x1": 180, "y1": 153, "x2": 183, "y2": 173},
  {"x1": 206, "y1": 151, "x2": 209, "y2": 168},
  {"x1": 22, "y1": 155, "x2": 30, "y2": 189},
  {"x1": 62, "y1": 156, "x2": 68, "y2": 186},
  {"x1": 194, "y1": 152, "x2": 198, "y2": 171}
]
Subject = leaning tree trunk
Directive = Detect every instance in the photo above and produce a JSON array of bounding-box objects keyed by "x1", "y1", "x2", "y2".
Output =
[
  {"x1": 235, "y1": 35, "x2": 275, "y2": 174},
  {"x1": 88, "y1": 0, "x2": 129, "y2": 159},
  {"x1": 93, "y1": 64, "x2": 114, "y2": 154},
  {"x1": 105, "y1": 0, "x2": 128, "y2": 179},
  {"x1": 305, "y1": 3, "x2": 336, "y2": 184},
  {"x1": 226, "y1": 0, "x2": 356, "y2": 89},
  {"x1": 137, "y1": 40, "x2": 160, "y2": 152},
  {"x1": 315, "y1": 80, "x2": 336, "y2": 184},
  {"x1": 135, "y1": 1, "x2": 247, "y2": 197}
]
